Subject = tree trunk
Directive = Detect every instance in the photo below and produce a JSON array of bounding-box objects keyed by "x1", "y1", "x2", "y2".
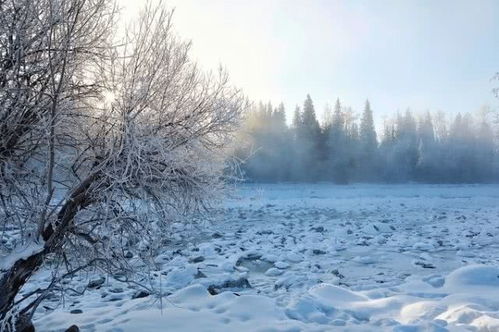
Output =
[
  {"x1": 0, "y1": 250, "x2": 46, "y2": 329},
  {"x1": 0, "y1": 172, "x2": 100, "y2": 330}
]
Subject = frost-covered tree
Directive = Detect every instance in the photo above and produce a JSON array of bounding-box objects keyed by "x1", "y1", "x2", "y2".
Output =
[
  {"x1": 322, "y1": 103, "x2": 333, "y2": 130},
  {"x1": 0, "y1": 0, "x2": 116, "y2": 328},
  {"x1": 0, "y1": 2, "x2": 244, "y2": 330}
]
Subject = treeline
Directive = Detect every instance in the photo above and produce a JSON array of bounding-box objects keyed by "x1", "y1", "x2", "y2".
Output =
[{"x1": 234, "y1": 95, "x2": 499, "y2": 183}]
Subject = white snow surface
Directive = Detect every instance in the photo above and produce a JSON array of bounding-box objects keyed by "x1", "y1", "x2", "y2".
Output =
[{"x1": 29, "y1": 183, "x2": 499, "y2": 331}]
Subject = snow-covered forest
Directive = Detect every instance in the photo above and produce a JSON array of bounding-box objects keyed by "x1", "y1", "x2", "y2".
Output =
[{"x1": 235, "y1": 97, "x2": 499, "y2": 183}]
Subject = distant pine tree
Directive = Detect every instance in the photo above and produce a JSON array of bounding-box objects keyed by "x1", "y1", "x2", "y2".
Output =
[
  {"x1": 302, "y1": 94, "x2": 321, "y2": 138},
  {"x1": 358, "y1": 100, "x2": 378, "y2": 180},
  {"x1": 293, "y1": 95, "x2": 322, "y2": 181},
  {"x1": 475, "y1": 120, "x2": 495, "y2": 181},
  {"x1": 331, "y1": 99, "x2": 345, "y2": 137},
  {"x1": 327, "y1": 99, "x2": 349, "y2": 183},
  {"x1": 415, "y1": 112, "x2": 437, "y2": 182},
  {"x1": 390, "y1": 110, "x2": 418, "y2": 181},
  {"x1": 292, "y1": 105, "x2": 302, "y2": 132}
]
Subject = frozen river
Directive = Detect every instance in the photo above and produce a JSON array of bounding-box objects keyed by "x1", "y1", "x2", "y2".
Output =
[{"x1": 35, "y1": 183, "x2": 499, "y2": 331}]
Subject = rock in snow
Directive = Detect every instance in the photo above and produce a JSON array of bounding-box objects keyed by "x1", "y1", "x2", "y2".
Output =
[
  {"x1": 132, "y1": 290, "x2": 150, "y2": 299},
  {"x1": 87, "y1": 277, "x2": 105, "y2": 289},
  {"x1": 207, "y1": 277, "x2": 252, "y2": 295}
]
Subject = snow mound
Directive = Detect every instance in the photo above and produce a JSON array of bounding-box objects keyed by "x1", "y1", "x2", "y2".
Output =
[
  {"x1": 399, "y1": 301, "x2": 447, "y2": 324},
  {"x1": 308, "y1": 283, "x2": 368, "y2": 305},
  {"x1": 284, "y1": 265, "x2": 499, "y2": 329},
  {"x1": 445, "y1": 265, "x2": 499, "y2": 288}
]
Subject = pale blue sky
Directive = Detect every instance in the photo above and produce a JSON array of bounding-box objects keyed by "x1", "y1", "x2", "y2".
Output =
[{"x1": 123, "y1": 0, "x2": 499, "y2": 125}]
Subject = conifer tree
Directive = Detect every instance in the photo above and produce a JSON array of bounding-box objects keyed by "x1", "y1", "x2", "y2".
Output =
[
  {"x1": 292, "y1": 105, "x2": 302, "y2": 133},
  {"x1": 391, "y1": 110, "x2": 418, "y2": 181},
  {"x1": 296, "y1": 95, "x2": 321, "y2": 180},
  {"x1": 415, "y1": 112, "x2": 437, "y2": 181},
  {"x1": 359, "y1": 100, "x2": 378, "y2": 180},
  {"x1": 302, "y1": 94, "x2": 321, "y2": 138},
  {"x1": 327, "y1": 99, "x2": 349, "y2": 183}
]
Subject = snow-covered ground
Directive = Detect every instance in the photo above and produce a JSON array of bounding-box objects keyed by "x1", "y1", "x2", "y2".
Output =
[{"x1": 32, "y1": 183, "x2": 499, "y2": 331}]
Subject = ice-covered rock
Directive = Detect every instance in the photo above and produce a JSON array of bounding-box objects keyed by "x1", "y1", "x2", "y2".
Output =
[
  {"x1": 274, "y1": 261, "x2": 290, "y2": 269},
  {"x1": 285, "y1": 296, "x2": 331, "y2": 324},
  {"x1": 188, "y1": 256, "x2": 205, "y2": 263},
  {"x1": 275, "y1": 273, "x2": 306, "y2": 290},
  {"x1": 412, "y1": 242, "x2": 434, "y2": 251},
  {"x1": 285, "y1": 252, "x2": 304, "y2": 263},
  {"x1": 198, "y1": 243, "x2": 219, "y2": 257},
  {"x1": 265, "y1": 268, "x2": 284, "y2": 277},
  {"x1": 87, "y1": 277, "x2": 105, "y2": 289},
  {"x1": 207, "y1": 277, "x2": 252, "y2": 295},
  {"x1": 422, "y1": 274, "x2": 445, "y2": 288},
  {"x1": 132, "y1": 290, "x2": 150, "y2": 299},
  {"x1": 221, "y1": 261, "x2": 235, "y2": 272},
  {"x1": 165, "y1": 266, "x2": 197, "y2": 289}
]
